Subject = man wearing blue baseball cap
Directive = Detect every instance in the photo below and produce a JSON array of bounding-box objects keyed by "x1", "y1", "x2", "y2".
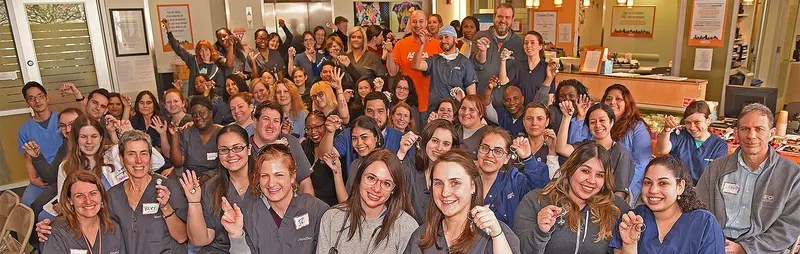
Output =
[{"x1": 411, "y1": 25, "x2": 478, "y2": 112}]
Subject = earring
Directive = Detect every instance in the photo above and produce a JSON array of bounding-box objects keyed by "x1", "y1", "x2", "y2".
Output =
[{"x1": 677, "y1": 195, "x2": 682, "y2": 200}]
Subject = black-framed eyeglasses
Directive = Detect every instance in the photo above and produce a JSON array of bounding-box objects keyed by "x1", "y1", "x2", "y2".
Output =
[
  {"x1": 478, "y1": 144, "x2": 508, "y2": 158},
  {"x1": 305, "y1": 123, "x2": 325, "y2": 133},
  {"x1": 218, "y1": 145, "x2": 247, "y2": 155}
]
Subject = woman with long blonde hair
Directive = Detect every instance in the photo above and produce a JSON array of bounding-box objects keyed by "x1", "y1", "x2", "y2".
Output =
[
  {"x1": 272, "y1": 78, "x2": 308, "y2": 137},
  {"x1": 513, "y1": 142, "x2": 630, "y2": 253},
  {"x1": 345, "y1": 26, "x2": 386, "y2": 78}
]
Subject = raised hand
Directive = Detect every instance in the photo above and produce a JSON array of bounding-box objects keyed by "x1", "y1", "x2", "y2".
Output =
[
  {"x1": 21, "y1": 141, "x2": 41, "y2": 158},
  {"x1": 288, "y1": 47, "x2": 297, "y2": 58},
  {"x1": 511, "y1": 137, "x2": 532, "y2": 160},
  {"x1": 471, "y1": 205, "x2": 501, "y2": 237},
  {"x1": 220, "y1": 197, "x2": 244, "y2": 238},
  {"x1": 476, "y1": 37, "x2": 491, "y2": 52},
  {"x1": 151, "y1": 116, "x2": 168, "y2": 135},
  {"x1": 104, "y1": 115, "x2": 119, "y2": 134},
  {"x1": 500, "y1": 48, "x2": 513, "y2": 61},
  {"x1": 343, "y1": 89, "x2": 354, "y2": 102},
  {"x1": 172, "y1": 80, "x2": 183, "y2": 91},
  {"x1": 418, "y1": 29, "x2": 431, "y2": 43},
  {"x1": 325, "y1": 114, "x2": 343, "y2": 133},
  {"x1": 336, "y1": 55, "x2": 351, "y2": 67},
  {"x1": 664, "y1": 115, "x2": 680, "y2": 132},
  {"x1": 117, "y1": 119, "x2": 133, "y2": 134},
  {"x1": 537, "y1": 205, "x2": 563, "y2": 233},
  {"x1": 278, "y1": 19, "x2": 286, "y2": 27},
  {"x1": 382, "y1": 39, "x2": 394, "y2": 52},
  {"x1": 330, "y1": 67, "x2": 345, "y2": 91},
  {"x1": 281, "y1": 119, "x2": 293, "y2": 135},
  {"x1": 450, "y1": 87, "x2": 465, "y2": 102},
  {"x1": 543, "y1": 129, "x2": 557, "y2": 150},
  {"x1": 36, "y1": 219, "x2": 52, "y2": 242},
  {"x1": 399, "y1": 131, "x2": 420, "y2": 155},
  {"x1": 559, "y1": 101, "x2": 575, "y2": 118},
  {"x1": 160, "y1": 18, "x2": 171, "y2": 32},
  {"x1": 488, "y1": 75, "x2": 501, "y2": 90},
  {"x1": 373, "y1": 77, "x2": 385, "y2": 92},
  {"x1": 575, "y1": 94, "x2": 591, "y2": 119},
  {"x1": 179, "y1": 170, "x2": 201, "y2": 202},
  {"x1": 427, "y1": 111, "x2": 440, "y2": 124},
  {"x1": 619, "y1": 211, "x2": 645, "y2": 245},
  {"x1": 546, "y1": 61, "x2": 559, "y2": 77},
  {"x1": 321, "y1": 151, "x2": 342, "y2": 176},
  {"x1": 60, "y1": 82, "x2": 81, "y2": 98},
  {"x1": 155, "y1": 183, "x2": 172, "y2": 209}
]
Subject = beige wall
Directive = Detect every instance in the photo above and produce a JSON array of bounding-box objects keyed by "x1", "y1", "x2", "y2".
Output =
[
  {"x1": 147, "y1": 0, "x2": 216, "y2": 73},
  {"x1": 224, "y1": 0, "x2": 264, "y2": 49},
  {"x1": 579, "y1": 3, "x2": 604, "y2": 50},
  {"x1": 602, "y1": 0, "x2": 680, "y2": 67}
]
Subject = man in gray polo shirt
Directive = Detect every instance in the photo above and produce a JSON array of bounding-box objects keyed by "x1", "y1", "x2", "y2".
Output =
[
  {"x1": 250, "y1": 101, "x2": 315, "y2": 195},
  {"x1": 412, "y1": 25, "x2": 477, "y2": 111},
  {"x1": 696, "y1": 103, "x2": 800, "y2": 254}
]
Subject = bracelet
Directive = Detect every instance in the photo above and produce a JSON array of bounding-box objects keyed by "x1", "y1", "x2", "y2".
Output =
[
  {"x1": 188, "y1": 201, "x2": 201, "y2": 204},
  {"x1": 75, "y1": 97, "x2": 84, "y2": 102},
  {"x1": 491, "y1": 231, "x2": 503, "y2": 238},
  {"x1": 162, "y1": 210, "x2": 176, "y2": 219}
]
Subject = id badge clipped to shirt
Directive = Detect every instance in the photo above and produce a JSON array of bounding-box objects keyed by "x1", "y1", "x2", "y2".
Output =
[
  {"x1": 294, "y1": 213, "x2": 310, "y2": 230},
  {"x1": 722, "y1": 182, "x2": 740, "y2": 195},
  {"x1": 70, "y1": 249, "x2": 88, "y2": 254},
  {"x1": 207, "y1": 152, "x2": 218, "y2": 161},
  {"x1": 143, "y1": 203, "x2": 159, "y2": 215}
]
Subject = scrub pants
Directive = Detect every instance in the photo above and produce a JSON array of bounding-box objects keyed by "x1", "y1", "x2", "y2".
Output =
[
  {"x1": 418, "y1": 111, "x2": 428, "y2": 131},
  {"x1": 21, "y1": 184, "x2": 45, "y2": 206}
]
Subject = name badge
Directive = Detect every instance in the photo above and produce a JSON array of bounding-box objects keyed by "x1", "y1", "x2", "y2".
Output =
[
  {"x1": 207, "y1": 152, "x2": 218, "y2": 161},
  {"x1": 294, "y1": 213, "x2": 310, "y2": 230},
  {"x1": 70, "y1": 249, "x2": 88, "y2": 254},
  {"x1": 116, "y1": 171, "x2": 128, "y2": 182},
  {"x1": 722, "y1": 182, "x2": 740, "y2": 195},
  {"x1": 143, "y1": 203, "x2": 159, "y2": 215}
]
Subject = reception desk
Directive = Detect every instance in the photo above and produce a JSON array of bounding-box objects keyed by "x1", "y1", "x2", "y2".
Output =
[{"x1": 555, "y1": 73, "x2": 708, "y2": 112}]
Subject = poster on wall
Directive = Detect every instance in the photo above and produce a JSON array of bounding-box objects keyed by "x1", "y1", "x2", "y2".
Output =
[
  {"x1": 110, "y1": 9, "x2": 149, "y2": 56},
  {"x1": 354, "y1": 2, "x2": 390, "y2": 28},
  {"x1": 533, "y1": 11, "x2": 557, "y2": 45},
  {"x1": 390, "y1": 1, "x2": 422, "y2": 33},
  {"x1": 688, "y1": 0, "x2": 727, "y2": 47},
  {"x1": 157, "y1": 4, "x2": 194, "y2": 52},
  {"x1": 610, "y1": 6, "x2": 655, "y2": 38}
]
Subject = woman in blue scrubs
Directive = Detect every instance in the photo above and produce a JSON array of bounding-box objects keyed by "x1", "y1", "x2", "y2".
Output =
[
  {"x1": 609, "y1": 156, "x2": 725, "y2": 253},
  {"x1": 655, "y1": 101, "x2": 727, "y2": 185},
  {"x1": 476, "y1": 126, "x2": 549, "y2": 228},
  {"x1": 222, "y1": 144, "x2": 329, "y2": 254},
  {"x1": 180, "y1": 125, "x2": 253, "y2": 253},
  {"x1": 42, "y1": 170, "x2": 126, "y2": 254}
]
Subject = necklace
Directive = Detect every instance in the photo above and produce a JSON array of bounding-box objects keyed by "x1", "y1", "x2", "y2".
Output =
[{"x1": 82, "y1": 226, "x2": 102, "y2": 254}]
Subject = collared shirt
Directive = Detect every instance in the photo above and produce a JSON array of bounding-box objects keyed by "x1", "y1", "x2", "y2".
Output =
[
  {"x1": 609, "y1": 205, "x2": 726, "y2": 254},
  {"x1": 722, "y1": 151, "x2": 767, "y2": 239},
  {"x1": 668, "y1": 130, "x2": 728, "y2": 185},
  {"x1": 41, "y1": 219, "x2": 127, "y2": 254},
  {"x1": 506, "y1": 58, "x2": 555, "y2": 105},
  {"x1": 403, "y1": 221, "x2": 520, "y2": 254},
  {"x1": 423, "y1": 53, "x2": 478, "y2": 111},
  {"x1": 484, "y1": 158, "x2": 549, "y2": 228}
]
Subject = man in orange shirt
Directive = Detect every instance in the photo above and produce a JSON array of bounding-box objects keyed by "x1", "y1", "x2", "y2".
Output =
[{"x1": 386, "y1": 10, "x2": 443, "y2": 122}]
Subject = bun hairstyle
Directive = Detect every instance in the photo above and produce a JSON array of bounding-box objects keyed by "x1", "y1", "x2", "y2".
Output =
[{"x1": 644, "y1": 156, "x2": 707, "y2": 212}]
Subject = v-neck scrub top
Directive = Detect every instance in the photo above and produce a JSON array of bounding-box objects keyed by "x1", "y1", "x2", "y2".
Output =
[
  {"x1": 179, "y1": 124, "x2": 223, "y2": 174},
  {"x1": 228, "y1": 192, "x2": 329, "y2": 254},
  {"x1": 106, "y1": 175, "x2": 189, "y2": 254},
  {"x1": 668, "y1": 130, "x2": 728, "y2": 185},
  {"x1": 608, "y1": 205, "x2": 725, "y2": 254},
  {"x1": 198, "y1": 175, "x2": 255, "y2": 254},
  {"x1": 402, "y1": 222, "x2": 520, "y2": 254},
  {"x1": 42, "y1": 219, "x2": 127, "y2": 254}
]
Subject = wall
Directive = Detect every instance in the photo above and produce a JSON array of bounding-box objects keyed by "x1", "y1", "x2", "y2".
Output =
[
  {"x1": 602, "y1": 0, "x2": 679, "y2": 67},
  {"x1": 579, "y1": 2, "x2": 604, "y2": 51},
  {"x1": 224, "y1": 0, "x2": 264, "y2": 49},
  {"x1": 529, "y1": 0, "x2": 577, "y2": 56},
  {"x1": 102, "y1": 0, "x2": 158, "y2": 97},
  {"x1": 147, "y1": 0, "x2": 216, "y2": 74}
]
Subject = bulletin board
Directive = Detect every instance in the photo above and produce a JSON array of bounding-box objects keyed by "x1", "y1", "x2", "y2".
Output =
[{"x1": 157, "y1": 4, "x2": 194, "y2": 52}]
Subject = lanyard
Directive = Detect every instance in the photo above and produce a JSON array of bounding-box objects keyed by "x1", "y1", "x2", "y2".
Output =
[{"x1": 83, "y1": 230, "x2": 102, "y2": 254}]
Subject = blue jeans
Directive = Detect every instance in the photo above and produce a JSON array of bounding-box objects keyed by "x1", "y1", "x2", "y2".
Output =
[{"x1": 21, "y1": 184, "x2": 46, "y2": 206}]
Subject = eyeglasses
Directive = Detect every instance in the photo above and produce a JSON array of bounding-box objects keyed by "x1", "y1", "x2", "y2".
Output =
[
  {"x1": 478, "y1": 144, "x2": 507, "y2": 158},
  {"x1": 26, "y1": 94, "x2": 46, "y2": 102},
  {"x1": 312, "y1": 92, "x2": 325, "y2": 100},
  {"x1": 363, "y1": 173, "x2": 394, "y2": 191},
  {"x1": 305, "y1": 123, "x2": 324, "y2": 133},
  {"x1": 218, "y1": 145, "x2": 247, "y2": 155},
  {"x1": 396, "y1": 86, "x2": 409, "y2": 91}
]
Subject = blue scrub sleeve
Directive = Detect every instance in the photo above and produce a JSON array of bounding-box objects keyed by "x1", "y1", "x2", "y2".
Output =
[
  {"x1": 462, "y1": 59, "x2": 478, "y2": 89},
  {"x1": 517, "y1": 158, "x2": 550, "y2": 191},
  {"x1": 697, "y1": 211, "x2": 726, "y2": 254},
  {"x1": 627, "y1": 122, "x2": 653, "y2": 197},
  {"x1": 333, "y1": 129, "x2": 350, "y2": 159},
  {"x1": 568, "y1": 118, "x2": 591, "y2": 144}
]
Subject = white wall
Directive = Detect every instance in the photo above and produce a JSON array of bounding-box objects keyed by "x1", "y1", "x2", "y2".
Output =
[
  {"x1": 224, "y1": 0, "x2": 264, "y2": 49},
  {"x1": 147, "y1": 0, "x2": 216, "y2": 73},
  {"x1": 602, "y1": 0, "x2": 680, "y2": 67}
]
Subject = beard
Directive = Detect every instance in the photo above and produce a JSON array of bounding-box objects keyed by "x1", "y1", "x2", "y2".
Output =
[
  {"x1": 494, "y1": 23, "x2": 509, "y2": 36},
  {"x1": 440, "y1": 41, "x2": 454, "y2": 52}
]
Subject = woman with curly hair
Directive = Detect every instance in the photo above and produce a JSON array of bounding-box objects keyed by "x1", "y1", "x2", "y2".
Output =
[
  {"x1": 609, "y1": 156, "x2": 724, "y2": 253},
  {"x1": 513, "y1": 142, "x2": 630, "y2": 253}
]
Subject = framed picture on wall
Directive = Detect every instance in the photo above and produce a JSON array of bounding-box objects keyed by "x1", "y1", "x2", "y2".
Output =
[
  {"x1": 610, "y1": 6, "x2": 656, "y2": 38},
  {"x1": 109, "y1": 9, "x2": 149, "y2": 57},
  {"x1": 580, "y1": 47, "x2": 608, "y2": 74}
]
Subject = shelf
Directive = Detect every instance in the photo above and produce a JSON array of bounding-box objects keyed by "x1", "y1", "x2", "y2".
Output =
[{"x1": 738, "y1": 14, "x2": 749, "y2": 17}]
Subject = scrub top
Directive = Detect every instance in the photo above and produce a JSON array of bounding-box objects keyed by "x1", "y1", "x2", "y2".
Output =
[
  {"x1": 495, "y1": 106, "x2": 525, "y2": 137},
  {"x1": 423, "y1": 53, "x2": 478, "y2": 112},
  {"x1": 42, "y1": 219, "x2": 126, "y2": 254},
  {"x1": 179, "y1": 124, "x2": 223, "y2": 174},
  {"x1": 484, "y1": 157, "x2": 549, "y2": 228},
  {"x1": 18, "y1": 111, "x2": 62, "y2": 163},
  {"x1": 668, "y1": 130, "x2": 728, "y2": 185},
  {"x1": 402, "y1": 222, "x2": 520, "y2": 254},
  {"x1": 228, "y1": 192, "x2": 329, "y2": 254},
  {"x1": 254, "y1": 49, "x2": 286, "y2": 76},
  {"x1": 213, "y1": 99, "x2": 233, "y2": 125},
  {"x1": 609, "y1": 205, "x2": 725, "y2": 254},
  {"x1": 198, "y1": 175, "x2": 255, "y2": 254},
  {"x1": 106, "y1": 175, "x2": 189, "y2": 254},
  {"x1": 301, "y1": 139, "x2": 341, "y2": 206},
  {"x1": 130, "y1": 115, "x2": 172, "y2": 172},
  {"x1": 293, "y1": 51, "x2": 324, "y2": 87},
  {"x1": 334, "y1": 126, "x2": 404, "y2": 175},
  {"x1": 401, "y1": 154, "x2": 429, "y2": 225},
  {"x1": 506, "y1": 59, "x2": 555, "y2": 105},
  {"x1": 249, "y1": 134, "x2": 313, "y2": 184}
]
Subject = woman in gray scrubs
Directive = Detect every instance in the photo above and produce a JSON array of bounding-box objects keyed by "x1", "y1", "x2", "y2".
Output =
[
  {"x1": 179, "y1": 125, "x2": 254, "y2": 253},
  {"x1": 107, "y1": 130, "x2": 189, "y2": 253},
  {"x1": 403, "y1": 150, "x2": 520, "y2": 254},
  {"x1": 42, "y1": 171, "x2": 126, "y2": 254},
  {"x1": 221, "y1": 144, "x2": 329, "y2": 254},
  {"x1": 396, "y1": 120, "x2": 459, "y2": 225},
  {"x1": 36, "y1": 131, "x2": 188, "y2": 254}
]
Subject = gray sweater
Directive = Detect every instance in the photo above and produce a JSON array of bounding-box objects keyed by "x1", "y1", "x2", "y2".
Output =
[
  {"x1": 317, "y1": 208, "x2": 418, "y2": 254},
  {"x1": 512, "y1": 189, "x2": 630, "y2": 254},
  {"x1": 471, "y1": 27, "x2": 524, "y2": 105},
  {"x1": 696, "y1": 147, "x2": 800, "y2": 253}
]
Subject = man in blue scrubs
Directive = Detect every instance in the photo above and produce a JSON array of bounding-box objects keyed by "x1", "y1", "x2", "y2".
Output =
[
  {"x1": 328, "y1": 92, "x2": 403, "y2": 174},
  {"x1": 485, "y1": 84, "x2": 526, "y2": 137},
  {"x1": 17, "y1": 82, "x2": 62, "y2": 206},
  {"x1": 412, "y1": 25, "x2": 478, "y2": 112}
]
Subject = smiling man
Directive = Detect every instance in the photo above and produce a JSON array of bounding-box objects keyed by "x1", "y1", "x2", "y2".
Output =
[
  {"x1": 696, "y1": 103, "x2": 800, "y2": 254},
  {"x1": 485, "y1": 85, "x2": 526, "y2": 136},
  {"x1": 473, "y1": 3, "x2": 525, "y2": 105},
  {"x1": 18, "y1": 81, "x2": 62, "y2": 207},
  {"x1": 412, "y1": 25, "x2": 478, "y2": 112}
]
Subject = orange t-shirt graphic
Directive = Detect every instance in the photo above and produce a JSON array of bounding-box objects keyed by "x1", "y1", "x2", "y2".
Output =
[{"x1": 392, "y1": 36, "x2": 443, "y2": 112}]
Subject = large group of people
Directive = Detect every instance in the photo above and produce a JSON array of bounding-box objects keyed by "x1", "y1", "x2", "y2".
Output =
[{"x1": 15, "y1": 3, "x2": 800, "y2": 254}]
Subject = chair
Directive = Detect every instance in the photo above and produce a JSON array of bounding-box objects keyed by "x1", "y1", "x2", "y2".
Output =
[
  {"x1": 0, "y1": 204, "x2": 33, "y2": 254},
  {"x1": 0, "y1": 191, "x2": 19, "y2": 229}
]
